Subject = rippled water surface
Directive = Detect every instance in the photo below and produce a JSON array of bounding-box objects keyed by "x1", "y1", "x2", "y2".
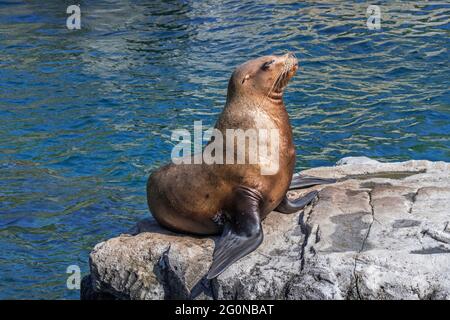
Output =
[{"x1": 0, "y1": 1, "x2": 449, "y2": 299}]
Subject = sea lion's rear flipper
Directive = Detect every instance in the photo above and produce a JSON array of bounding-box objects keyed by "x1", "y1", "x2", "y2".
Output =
[
  {"x1": 276, "y1": 190, "x2": 318, "y2": 214},
  {"x1": 207, "y1": 187, "x2": 263, "y2": 280},
  {"x1": 289, "y1": 174, "x2": 336, "y2": 190}
]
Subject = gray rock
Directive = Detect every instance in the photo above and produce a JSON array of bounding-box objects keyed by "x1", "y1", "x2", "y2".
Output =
[
  {"x1": 81, "y1": 157, "x2": 450, "y2": 300},
  {"x1": 336, "y1": 156, "x2": 380, "y2": 166}
]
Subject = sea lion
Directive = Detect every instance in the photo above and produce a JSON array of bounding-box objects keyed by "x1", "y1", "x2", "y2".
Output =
[{"x1": 147, "y1": 53, "x2": 335, "y2": 279}]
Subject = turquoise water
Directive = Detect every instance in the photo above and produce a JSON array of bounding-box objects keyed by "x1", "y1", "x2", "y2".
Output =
[{"x1": 0, "y1": 1, "x2": 449, "y2": 299}]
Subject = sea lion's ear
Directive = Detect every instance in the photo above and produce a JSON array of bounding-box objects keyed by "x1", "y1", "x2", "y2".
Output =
[{"x1": 242, "y1": 74, "x2": 250, "y2": 84}]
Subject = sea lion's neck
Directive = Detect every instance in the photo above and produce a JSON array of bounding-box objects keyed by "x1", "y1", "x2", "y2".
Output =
[
  {"x1": 266, "y1": 96, "x2": 285, "y2": 109},
  {"x1": 256, "y1": 94, "x2": 288, "y2": 118},
  {"x1": 222, "y1": 94, "x2": 290, "y2": 129},
  {"x1": 227, "y1": 93, "x2": 286, "y2": 113}
]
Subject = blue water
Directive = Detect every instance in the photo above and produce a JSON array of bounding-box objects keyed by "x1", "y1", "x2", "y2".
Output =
[{"x1": 0, "y1": 1, "x2": 449, "y2": 299}]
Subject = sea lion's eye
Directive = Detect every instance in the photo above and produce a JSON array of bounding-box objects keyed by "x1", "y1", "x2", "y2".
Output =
[{"x1": 261, "y1": 60, "x2": 275, "y2": 71}]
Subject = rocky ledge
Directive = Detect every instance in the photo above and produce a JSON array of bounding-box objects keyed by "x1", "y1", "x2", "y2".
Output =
[{"x1": 81, "y1": 157, "x2": 450, "y2": 300}]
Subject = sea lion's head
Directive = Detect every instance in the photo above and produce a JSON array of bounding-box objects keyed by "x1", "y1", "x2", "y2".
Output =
[{"x1": 227, "y1": 52, "x2": 298, "y2": 102}]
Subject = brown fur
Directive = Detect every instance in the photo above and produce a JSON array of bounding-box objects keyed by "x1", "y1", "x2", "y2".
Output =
[{"x1": 147, "y1": 53, "x2": 298, "y2": 235}]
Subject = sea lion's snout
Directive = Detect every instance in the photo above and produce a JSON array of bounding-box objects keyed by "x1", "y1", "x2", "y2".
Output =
[
  {"x1": 283, "y1": 52, "x2": 298, "y2": 74},
  {"x1": 285, "y1": 52, "x2": 297, "y2": 62},
  {"x1": 267, "y1": 52, "x2": 298, "y2": 94}
]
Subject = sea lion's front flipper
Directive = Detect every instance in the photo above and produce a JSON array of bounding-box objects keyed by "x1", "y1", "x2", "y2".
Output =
[
  {"x1": 289, "y1": 174, "x2": 336, "y2": 190},
  {"x1": 276, "y1": 190, "x2": 318, "y2": 214},
  {"x1": 207, "y1": 187, "x2": 263, "y2": 280}
]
